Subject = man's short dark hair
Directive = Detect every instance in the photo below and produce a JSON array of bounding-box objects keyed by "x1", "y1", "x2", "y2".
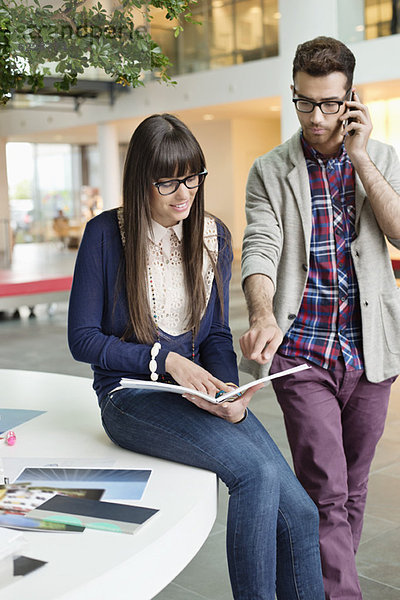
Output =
[{"x1": 292, "y1": 36, "x2": 356, "y2": 89}]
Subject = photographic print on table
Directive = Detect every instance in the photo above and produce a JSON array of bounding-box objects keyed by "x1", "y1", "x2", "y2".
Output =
[
  {"x1": 0, "y1": 484, "x2": 101, "y2": 532},
  {"x1": 14, "y1": 468, "x2": 152, "y2": 500},
  {"x1": 26, "y1": 494, "x2": 159, "y2": 535},
  {"x1": 0, "y1": 409, "x2": 46, "y2": 435}
]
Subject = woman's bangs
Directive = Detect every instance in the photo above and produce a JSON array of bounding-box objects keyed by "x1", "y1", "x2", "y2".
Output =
[{"x1": 151, "y1": 135, "x2": 203, "y2": 181}]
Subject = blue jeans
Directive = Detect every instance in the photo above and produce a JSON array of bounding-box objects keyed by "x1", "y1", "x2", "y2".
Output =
[{"x1": 100, "y1": 389, "x2": 324, "y2": 600}]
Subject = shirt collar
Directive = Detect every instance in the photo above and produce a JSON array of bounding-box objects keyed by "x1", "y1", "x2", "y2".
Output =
[
  {"x1": 300, "y1": 132, "x2": 347, "y2": 164},
  {"x1": 148, "y1": 219, "x2": 183, "y2": 245}
]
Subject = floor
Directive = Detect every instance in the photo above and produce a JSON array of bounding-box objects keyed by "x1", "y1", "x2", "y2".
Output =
[{"x1": 1, "y1": 243, "x2": 399, "y2": 600}]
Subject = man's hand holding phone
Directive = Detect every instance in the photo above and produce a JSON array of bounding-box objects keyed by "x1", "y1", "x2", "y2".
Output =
[{"x1": 341, "y1": 89, "x2": 373, "y2": 158}]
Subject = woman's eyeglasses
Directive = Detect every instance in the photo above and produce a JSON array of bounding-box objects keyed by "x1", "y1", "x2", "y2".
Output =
[{"x1": 153, "y1": 170, "x2": 208, "y2": 196}]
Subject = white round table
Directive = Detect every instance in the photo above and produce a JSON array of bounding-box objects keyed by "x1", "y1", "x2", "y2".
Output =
[{"x1": 0, "y1": 370, "x2": 218, "y2": 600}]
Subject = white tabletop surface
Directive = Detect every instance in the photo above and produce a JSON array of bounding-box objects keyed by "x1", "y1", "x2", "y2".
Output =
[{"x1": 0, "y1": 369, "x2": 218, "y2": 600}]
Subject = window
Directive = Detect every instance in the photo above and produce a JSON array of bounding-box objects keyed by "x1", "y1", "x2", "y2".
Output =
[
  {"x1": 6, "y1": 143, "x2": 81, "y2": 243},
  {"x1": 364, "y1": 0, "x2": 398, "y2": 38},
  {"x1": 149, "y1": 0, "x2": 279, "y2": 76},
  {"x1": 338, "y1": 0, "x2": 400, "y2": 43}
]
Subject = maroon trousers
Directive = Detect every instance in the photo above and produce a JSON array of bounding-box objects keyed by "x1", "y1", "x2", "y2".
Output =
[{"x1": 270, "y1": 352, "x2": 394, "y2": 600}]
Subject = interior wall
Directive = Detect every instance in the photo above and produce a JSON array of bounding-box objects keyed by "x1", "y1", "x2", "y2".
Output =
[
  {"x1": 231, "y1": 117, "x2": 281, "y2": 256},
  {"x1": 367, "y1": 97, "x2": 400, "y2": 157},
  {"x1": 190, "y1": 119, "x2": 235, "y2": 232},
  {"x1": 187, "y1": 116, "x2": 280, "y2": 255}
]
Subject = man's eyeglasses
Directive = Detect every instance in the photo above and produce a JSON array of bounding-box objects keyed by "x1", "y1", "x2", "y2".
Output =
[
  {"x1": 153, "y1": 170, "x2": 208, "y2": 196},
  {"x1": 292, "y1": 88, "x2": 351, "y2": 115}
]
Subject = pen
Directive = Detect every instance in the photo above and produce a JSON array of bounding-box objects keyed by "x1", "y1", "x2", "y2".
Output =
[{"x1": 215, "y1": 390, "x2": 243, "y2": 400}]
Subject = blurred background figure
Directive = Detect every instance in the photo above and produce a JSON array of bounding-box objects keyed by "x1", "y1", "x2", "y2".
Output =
[{"x1": 52, "y1": 209, "x2": 70, "y2": 248}]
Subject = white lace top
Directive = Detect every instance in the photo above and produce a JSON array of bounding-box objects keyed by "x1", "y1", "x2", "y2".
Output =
[{"x1": 147, "y1": 216, "x2": 218, "y2": 335}]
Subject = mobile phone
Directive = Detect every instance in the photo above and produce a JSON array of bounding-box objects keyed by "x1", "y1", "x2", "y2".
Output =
[{"x1": 347, "y1": 91, "x2": 355, "y2": 136}]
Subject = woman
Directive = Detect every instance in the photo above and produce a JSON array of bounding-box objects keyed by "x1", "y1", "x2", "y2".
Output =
[{"x1": 68, "y1": 113, "x2": 324, "y2": 600}]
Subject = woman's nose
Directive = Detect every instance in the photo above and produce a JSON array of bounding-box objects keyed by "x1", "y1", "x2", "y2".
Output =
[{"x1": 174, "y1": 182, "x2": 191, "y2": 199}]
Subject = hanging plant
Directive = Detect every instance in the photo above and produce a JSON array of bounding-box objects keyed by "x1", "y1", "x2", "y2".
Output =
[{"x1": 0, "y1": 0, "x2": 197, "y2": 104}]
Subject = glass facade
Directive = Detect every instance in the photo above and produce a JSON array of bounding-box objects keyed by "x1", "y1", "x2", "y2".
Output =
[
  {"x1": 338, "y1": 0, "x2": 400, "y2": 44},
  {"x1": 6, "y1": 143, "x2": 81, "y2": 244},
  {"x1": 5, "y1": 142, "x2": 125, "y2": 246},
  {"x1": 365, "y1": 0, "x2": 400, "y2": 38},
  {"x1": 150, "y1": 0, "x2": 279, "y2": 76}
]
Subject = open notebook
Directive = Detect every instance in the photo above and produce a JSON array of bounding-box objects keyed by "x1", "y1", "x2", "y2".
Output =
[{"x1": 119, "y1": 363, "x2": 310, "y2": 404}]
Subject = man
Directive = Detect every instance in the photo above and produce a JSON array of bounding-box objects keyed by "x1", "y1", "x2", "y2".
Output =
[{"x1": 240, "y1": 36, "x2": 400, "y2": 599}]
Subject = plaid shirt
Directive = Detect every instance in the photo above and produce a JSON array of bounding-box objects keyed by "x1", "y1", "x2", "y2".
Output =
[{"x1": 279, "y1": 135, "x2": 363, "y2": 370}]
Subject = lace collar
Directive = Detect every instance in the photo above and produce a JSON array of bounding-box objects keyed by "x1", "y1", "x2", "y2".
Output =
[{"x1": 117, "y1": 207, "x2": 183, "y2": 247}]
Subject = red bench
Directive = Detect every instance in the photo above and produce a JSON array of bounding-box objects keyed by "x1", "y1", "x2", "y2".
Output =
[{"x1": 0, "y1": 276, "x2": 73, "y2": 312}]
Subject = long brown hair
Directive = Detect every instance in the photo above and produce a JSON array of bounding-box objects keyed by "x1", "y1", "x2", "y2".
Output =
[{"x1": 121, "y1": 113, "x2": 225, "y2": 344}]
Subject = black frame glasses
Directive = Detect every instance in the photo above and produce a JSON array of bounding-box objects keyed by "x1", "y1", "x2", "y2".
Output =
[
  {"x1": 153, "y1": 170, "x2": 208, "y2": 196},
  {"x1": 292, "y1": 88, "x2": 351, "y2": 114}
]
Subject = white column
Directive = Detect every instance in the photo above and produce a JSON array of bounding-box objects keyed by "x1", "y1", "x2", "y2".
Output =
[
  {"x1": 0, "y1": 137, "x2": 11, "y2": 267},
  {"x1": 97, "y1": 123, "x2": 121, "y2": 210},
  {"x1": 278, "y1": 0, "x2": 339, "y2": 142}
]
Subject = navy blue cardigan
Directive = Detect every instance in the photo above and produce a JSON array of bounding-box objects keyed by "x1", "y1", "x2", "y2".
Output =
[{"x1": 68, "y1": 209, "x2": 239, "y2": 402}]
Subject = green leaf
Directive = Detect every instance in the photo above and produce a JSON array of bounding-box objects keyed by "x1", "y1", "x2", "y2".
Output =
[{"x1": 0, "y1": 0, "x2": 193, "y2": 97}]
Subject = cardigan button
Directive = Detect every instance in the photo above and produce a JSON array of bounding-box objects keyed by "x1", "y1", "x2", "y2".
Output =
[
  {"x1": 302, "y1": 264, "x2": 308, "y2": 272},
  {"x1": 363, "y1": 300, "x2": 369, "y2": 306},
  {"x1": 288, "y1": 313, "x2": 296, "y2": 320}
]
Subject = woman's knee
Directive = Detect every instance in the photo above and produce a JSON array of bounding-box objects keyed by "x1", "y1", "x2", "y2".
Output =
[
  {"x1": 294, "y1": 492, "x2": 320, "y2": 533},
  {"x1": 277, "y1": 493, "x2": 319, "y2": 543},
  {"x1": 229, "y1": 455, "x2": 281, "y2": 494},
  {"x1": 305, "y1": 497, "x2": 320, "y2": 530}
]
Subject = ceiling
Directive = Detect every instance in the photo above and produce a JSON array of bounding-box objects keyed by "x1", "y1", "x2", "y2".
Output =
[{"x1": 6, "y1": 96, "x2": 282, "y2": 145}]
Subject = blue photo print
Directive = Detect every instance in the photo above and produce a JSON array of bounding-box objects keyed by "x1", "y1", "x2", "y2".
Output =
[{"x1": 0, "y1": 409, "x2": 45, "y2": 434}]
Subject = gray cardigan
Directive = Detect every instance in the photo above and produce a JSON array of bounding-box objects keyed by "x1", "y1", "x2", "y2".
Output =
[{"x1": 241, "y1": 130, "x2": 400, "y2": 383}]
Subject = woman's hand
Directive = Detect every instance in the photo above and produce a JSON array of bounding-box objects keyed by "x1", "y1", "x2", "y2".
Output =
[
  {"x1": 165, "y1": 352, "x2": 264, "y2": 422},
  {"x1": 165, "y1": 352, "x2": 228, "y2": 398},
  {"x1": 183, "y1": 383, "x2": 264, "y2": 423}
]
